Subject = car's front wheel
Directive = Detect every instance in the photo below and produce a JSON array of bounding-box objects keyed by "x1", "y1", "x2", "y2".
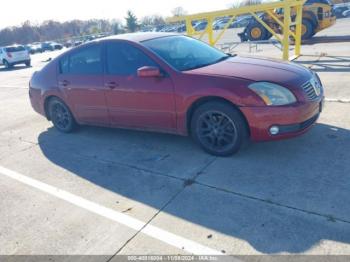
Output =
[
  {"x1": 49, "y1": 98, "x2": 77, "y2": 133},
  {"x1": 191, "y1": 101, "x2": 248, "y2": 156},
  {"x1": 25, "y1": 60, "x2": 31, "y2": 67}
]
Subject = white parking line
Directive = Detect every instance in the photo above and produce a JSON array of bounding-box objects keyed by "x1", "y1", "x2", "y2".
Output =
[
  {"x1": 0, "y1": 165, "x2": 221, "y2": 255},
  {"x1": 0, "y1": 86, "x2": 28, "y2": 89},
  {"x1": 325, "y1": 98, "x2": 350, "y2": 103}
]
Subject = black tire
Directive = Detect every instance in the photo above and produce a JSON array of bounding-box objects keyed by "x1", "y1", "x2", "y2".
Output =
[
  {"x1": 25, "y1": 60, "x2": 31, "y2": 67},
  {"x1": 190, "y1": 101, "x2": 248, "y2": 156},
  {"x1": 301, "y1": 19, "x2": 314, "y2": 40},
  {"x1": 3, "y1": 60, "x2": 12, "y2": 69},
  {"x1": 245, "y1": 21, "x2": 269, "y2": 41},
  {"x1": 48, "y1": 98, "x2": 77, "y2": 133}
]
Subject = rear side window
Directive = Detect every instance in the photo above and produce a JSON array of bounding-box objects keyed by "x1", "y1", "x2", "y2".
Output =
[
  {"x1": 5, "y1": 46, "x2": 25, "y2": 52},
  {"x1": 59, "y1": 44, "x2": 103, "y2": 75},
  {"x1": 106, "y1": 42, "x2": 157, "y2": 75}
]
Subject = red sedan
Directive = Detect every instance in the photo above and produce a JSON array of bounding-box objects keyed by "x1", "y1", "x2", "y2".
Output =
[{"x1": 29, "y1": 33, "x2": 324, "y2": 156}]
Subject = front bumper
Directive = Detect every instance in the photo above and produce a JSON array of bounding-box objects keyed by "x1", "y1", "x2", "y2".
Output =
[{"x1": 240, "y1": 98, "x2": 324, "y2": 141}]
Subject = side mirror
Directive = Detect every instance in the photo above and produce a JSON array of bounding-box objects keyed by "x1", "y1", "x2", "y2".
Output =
[{"x1": 137, "y1": 66, "x2": 161, "y2": 78}]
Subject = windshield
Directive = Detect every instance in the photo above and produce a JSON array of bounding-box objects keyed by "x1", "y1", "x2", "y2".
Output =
[{"x1": 142, "y1": 35, "x2": 229, "y2": 71}]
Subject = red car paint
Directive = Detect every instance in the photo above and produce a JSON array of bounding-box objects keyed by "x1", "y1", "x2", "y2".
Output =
[{"x1": 29, "y1": 33, "x2": 323, "y2": 142}]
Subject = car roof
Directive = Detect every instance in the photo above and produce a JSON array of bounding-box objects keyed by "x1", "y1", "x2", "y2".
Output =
[
  {"x1": 3, "y1": 45, "x2": 24, "y2": 48},
  {"x1": 99, "y1": 32, "x2": 179, "y2": 43}
]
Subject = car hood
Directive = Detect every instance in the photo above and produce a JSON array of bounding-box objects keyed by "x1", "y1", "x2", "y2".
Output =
[{"x1": 188, "y1": 56, "x2": 312, "y2": 87}]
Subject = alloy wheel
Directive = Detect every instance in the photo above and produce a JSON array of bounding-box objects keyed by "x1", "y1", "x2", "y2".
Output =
[
  {"x1": 51, "y1": 103, "x2": 71, "y2": 130},
  {"x1": 196, "y1": 111, "x2": 238, "y2": 153}
]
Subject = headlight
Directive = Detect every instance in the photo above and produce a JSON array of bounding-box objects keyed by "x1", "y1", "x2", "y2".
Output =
[
  {"x1": 248, "y1": 82, "x2": 297, "y2": 106},
  {"x1": 313, "y1": 71, "x2": 322, "y2": 87},
  {"x1": 310, "y1": 71, "x2": 323, "y2": 97}
]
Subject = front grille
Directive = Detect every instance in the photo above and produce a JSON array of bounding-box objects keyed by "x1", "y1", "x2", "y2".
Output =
[{"x1": 302, "y1": 80, "x2": 321, "y2": 101}]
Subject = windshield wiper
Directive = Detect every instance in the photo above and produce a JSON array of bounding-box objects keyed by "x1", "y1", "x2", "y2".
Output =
[
  {"x1": 184, "y1": 55, "x2": 232, "y2": 71},
  {"x1": 215, "y1": 55, "x2": 231, "y2": 63}
]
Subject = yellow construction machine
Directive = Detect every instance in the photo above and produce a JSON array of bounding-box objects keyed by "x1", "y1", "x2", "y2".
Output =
[{"x1": 239, "y1": 0, "x2": 336, "y2": 41}]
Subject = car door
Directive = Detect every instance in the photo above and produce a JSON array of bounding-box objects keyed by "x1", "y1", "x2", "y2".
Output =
[
  {"x1": 103, "y1": 41, "x2": 176, "y2": 132},
  {"x1": 57, "y1": 43, "x2": 109, "y2": 125}
]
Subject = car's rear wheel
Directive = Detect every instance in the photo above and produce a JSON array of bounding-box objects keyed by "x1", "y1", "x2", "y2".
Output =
[
  {"x1": 3, "y1": 60, "x2": 12, "y2": 69},
  {"x1": 49, "y1": 98, "x2": 77, "y2": 133},
  {"x1": 191, "y1": 101, "x2": 248, "y2": 156},
  {"x1": 25, "y1": 60, "x2": 31, "y2": 67}
]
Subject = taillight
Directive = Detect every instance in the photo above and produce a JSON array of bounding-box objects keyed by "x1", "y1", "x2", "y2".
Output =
[{"x1": 6, "y1": 52, "x2": 12, "y2": 58}]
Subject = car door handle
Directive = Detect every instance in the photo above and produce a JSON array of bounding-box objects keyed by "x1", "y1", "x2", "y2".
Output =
[
  {"x1": 105, "y1": 81, "x2": 119, "y2": 89},
  {"x1": 58, "y1": 80, "x2": 70, "y2": 87}
]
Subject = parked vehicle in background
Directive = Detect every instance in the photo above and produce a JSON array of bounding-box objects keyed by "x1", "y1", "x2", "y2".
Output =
[
  {"x1": 343, "y1": 9, "x2": 350, "y2": 16},
  {"x1": 154, "y1": 25, "x2": 166, "y2": 32},
  {"x1": 160, "y1": 25, "x2": 180, "y2": 32},
  {"x1": 29, "y1": 33, "x2": 324, "y2": 156},
  {"x1": 161, "y1": 22, "x2": 202, "y2": 33},
  {"x1": 24, "y1": 45, "x2": 37, "y2": 54},
  {"x1": 64, "y1": 41, "x2": 73, "y2": 48},
  {"x1": 41, "y1": 42, "x2": 55, "y2": 52},
  {"x1": 232, "y1": 16, "x2": 253, "y2": 28},
  {"x1": 32, "y1": 43, "x2": 43, "y2": 53},
  {"x1": 213, "y1": 16, "x2": 253, "y2": 30},
  {"x1": 193, "y1": 20, "x2": 208, "y2": 31},
  {"x1": 25, "y1": 43, "x2": 43, "y2": 54},
  {"x1": 333, "y1": 4, "x2": 349, "y2": 17},
  {"x1": 177, "y1": 24, "x2": 187, "y2": 32},
  {"x1": 51, "y1": 42, "x2": 63, "y2": 50},
  {"x1": 84, "y1": 36, "x2": 96, "y2": 42},
  {"x1": 74, "y1": 41, "x2": 83, "y2": 46},
  {"x1": 213, "y1": 17, "x2": 232, "y2": 30},
  {"x1": 0, "y1": 45, "x2": 31, "y2": 68}
]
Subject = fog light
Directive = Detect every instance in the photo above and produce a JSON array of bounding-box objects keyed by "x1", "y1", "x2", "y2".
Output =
[{"x1": 269, "y1": 126, "x2": 279, "y2": 135}]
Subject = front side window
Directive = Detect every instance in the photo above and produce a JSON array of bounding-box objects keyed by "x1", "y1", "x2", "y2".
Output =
[
  {"x1": 59, "y1": 44, "x2": 102, "y2": 75},
  {"x1": 106, "y1": 42, "x2": 157, "y2": 75},
  {"x1": 142, "y1": 35, "x2": 229, "y2": 71}
]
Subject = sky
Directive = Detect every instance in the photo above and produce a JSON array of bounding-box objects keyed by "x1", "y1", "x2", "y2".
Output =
[{"x1": 0, "y1": 0, "x2": 241, "y2": 29}]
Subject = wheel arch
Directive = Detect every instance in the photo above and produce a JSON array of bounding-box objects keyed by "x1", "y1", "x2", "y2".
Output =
[
  {"x1": 44, "y1": 95, "x2": 57, "y2": 120},
  {"x1": 186, "y1": 96, "x2": 250, "y2": 137}
]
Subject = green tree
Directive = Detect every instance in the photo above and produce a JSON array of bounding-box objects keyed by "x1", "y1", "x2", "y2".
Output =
[{"x1": 125, "y1": 10, "x2": 139, "y2": 32}]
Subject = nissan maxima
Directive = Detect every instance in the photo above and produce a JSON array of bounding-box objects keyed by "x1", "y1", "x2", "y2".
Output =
[{"x1": 29, "y1": 33, "x2": 324, "y2": 156}]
